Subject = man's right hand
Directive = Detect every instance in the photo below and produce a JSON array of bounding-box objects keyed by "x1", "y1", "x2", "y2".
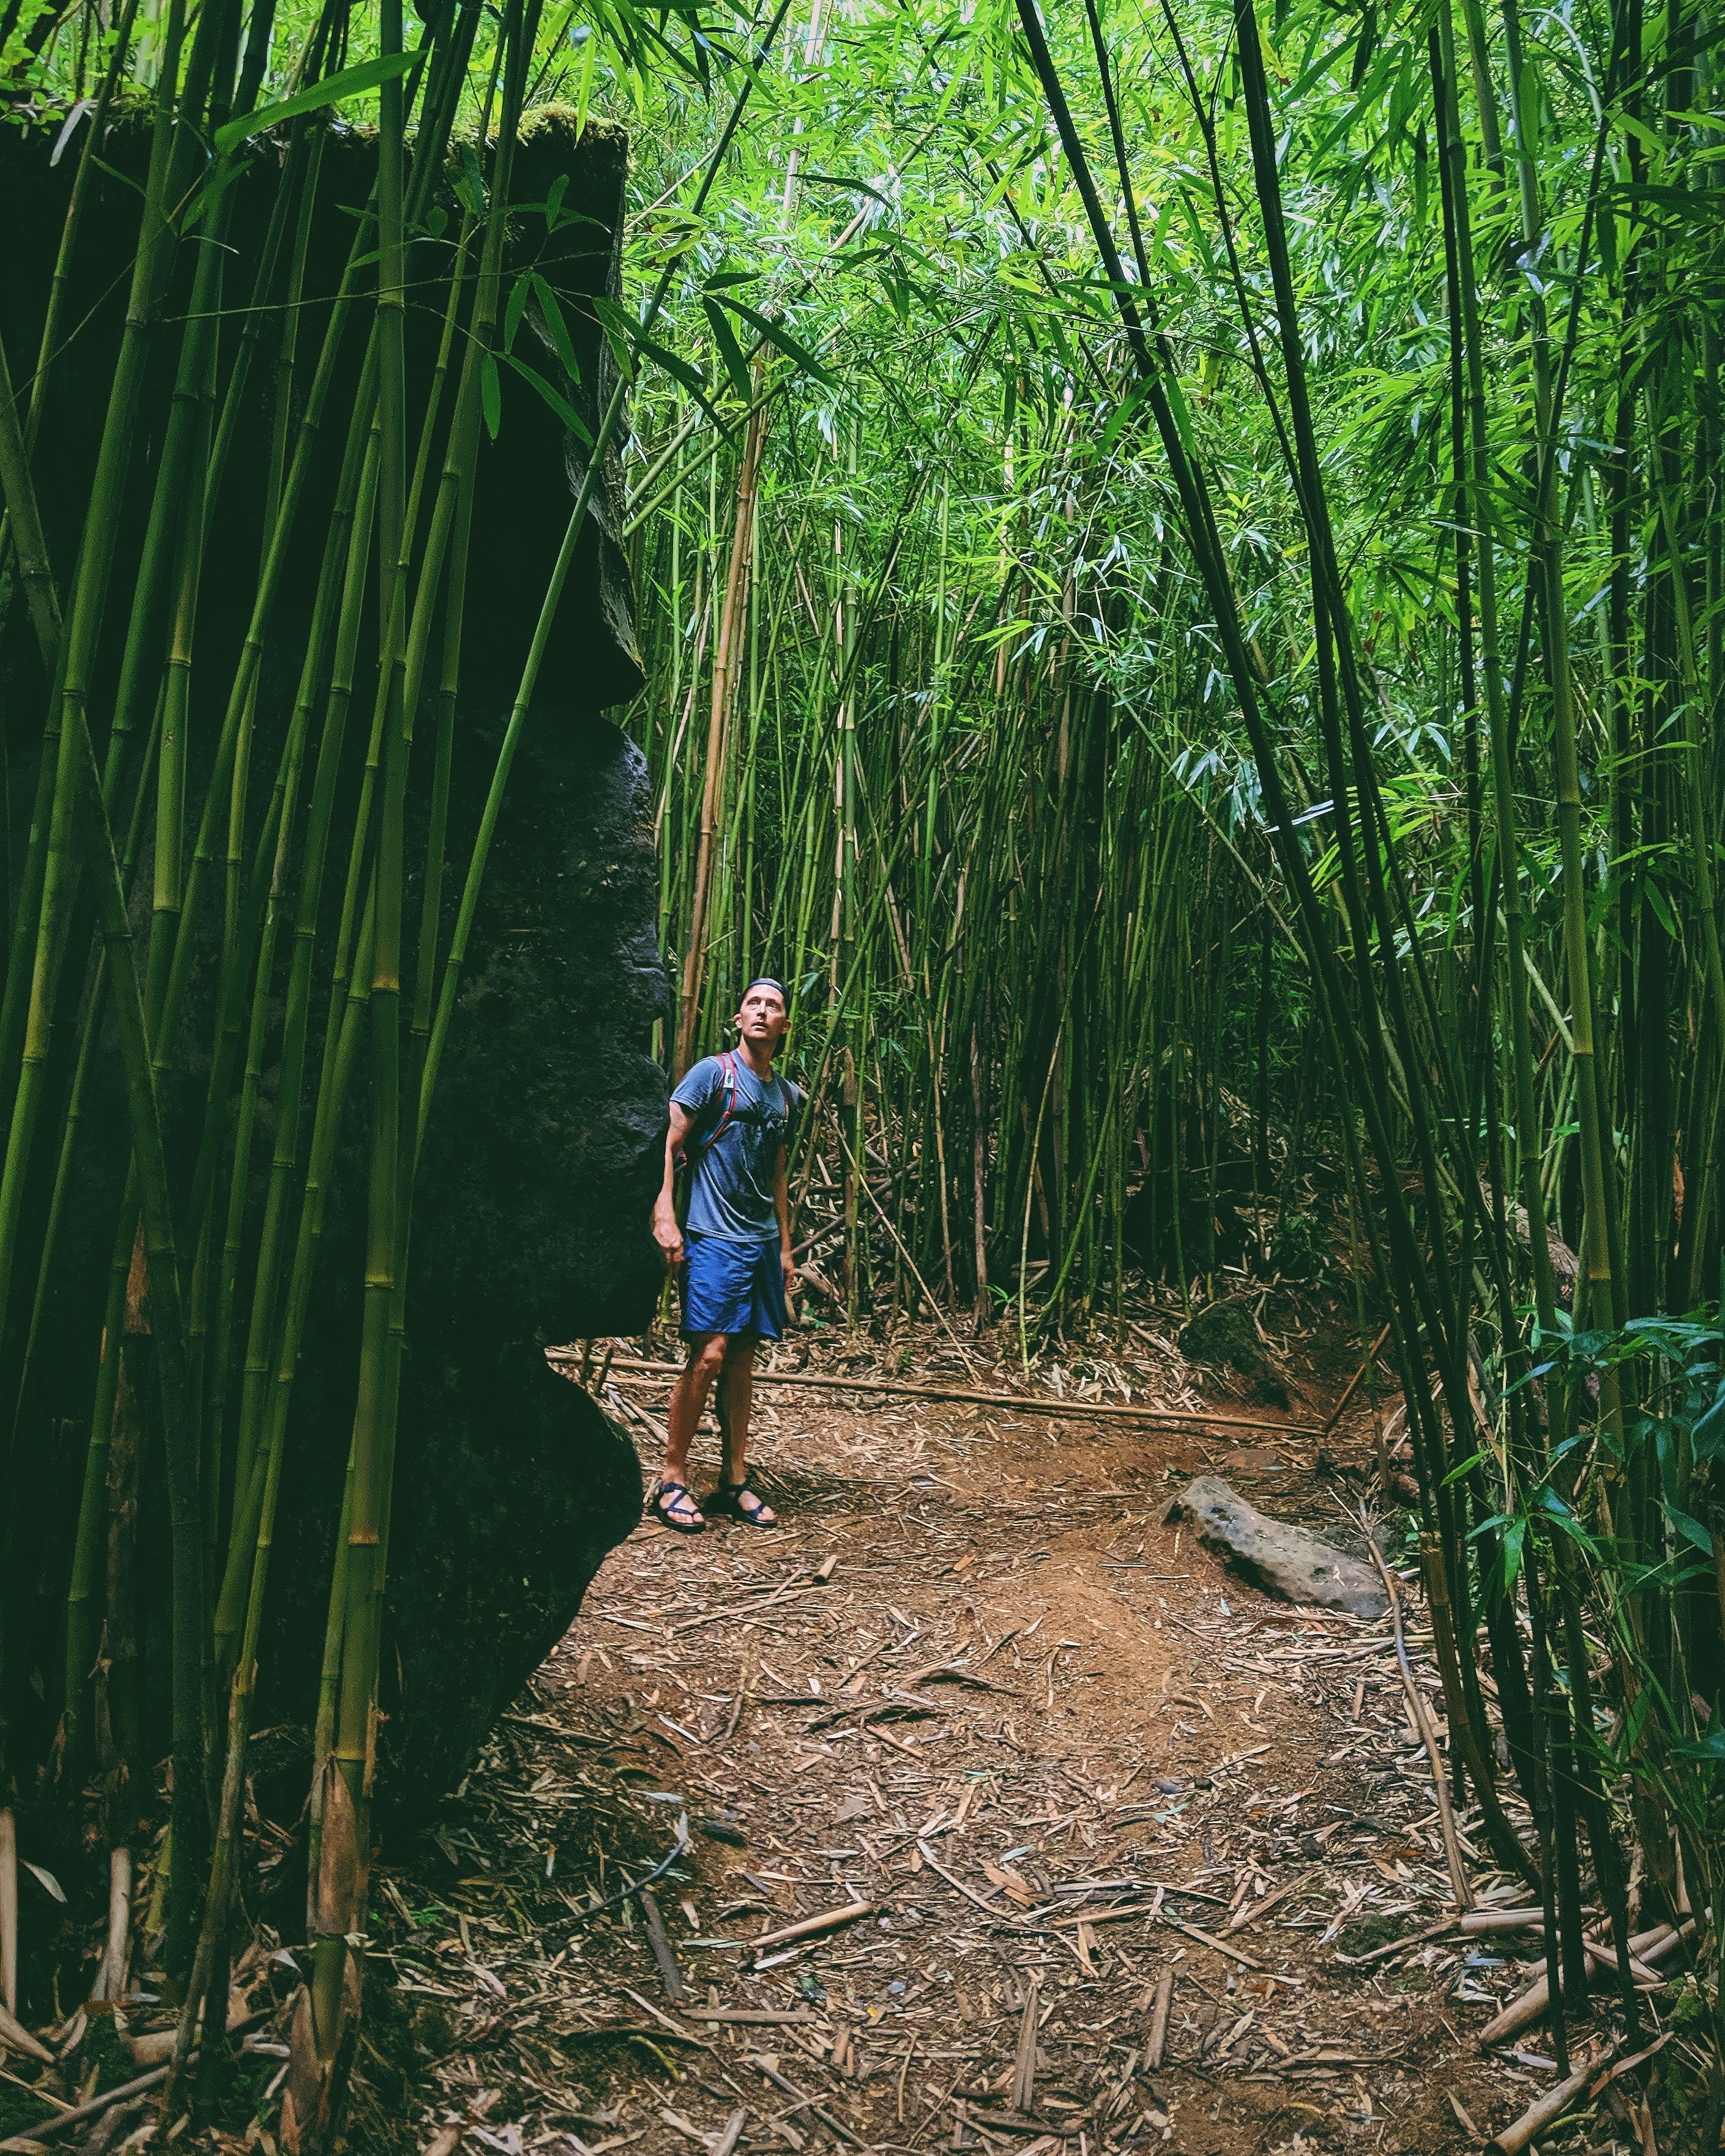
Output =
[{"x1": 652, "y1": 1208, "x2": 685, "y2": 1271}]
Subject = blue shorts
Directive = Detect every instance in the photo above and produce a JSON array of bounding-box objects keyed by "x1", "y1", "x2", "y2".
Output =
[{"x1": 679, "y1": 1233, "x2": 786, "y2": 1340}]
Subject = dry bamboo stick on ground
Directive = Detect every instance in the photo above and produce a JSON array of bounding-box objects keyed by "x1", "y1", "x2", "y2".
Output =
[
  {"x1": 1227, "y1": 1865, "x2": 1323, "y2": 1933},
  {"x1": 753, "y1": 1901, "x2": 876, "y2": 1951},
  {"x1": 1146, "y1": 1972, "x2": 1174, "y2": 2068},
  {"x1": 562, "y1": 2024, "x2": 712, "y2": 2050},
  {"x1": 638, "y1": 1889, "x2": 687, "y2": 2004},
  {"x1": 1343, "y1": 1903, "x2": 1564, "y2": 1968},
  {"x1": 1339, "y1": 1914, "x2": 1458, "y2": 1966},
  {"x1": 917, "y1": 1841, "x2": 1009, "y2": 1916},
  {"x1": 1489, "y1": 2046, "x2": 1607, "y2": 2155},
  {"x1": 745, "y1": 2054, "x2": 866, "y2": 2148},
  {"x1": 1319, "y1": 1323, "x2": 1392, "y2": 1437},
  {"x1": 1010, "y1": 1977, "x2": 1040, "y2": 2113},
  {"x1": 660, "y1": 2103, "x2": 715, "y2": 2146},
  {"x1": 1158, "y1": 1913, "x2": 1264, "y2": 1969},
  {"x1": 1366, "y1": 1528, "x2": 1472, "y2": 1911},
  {"x1": 579, "y1": 1355, "x2": 1327, "y2": 1435},
  {"x1": 684, "y1": 2010, "x2": 824, "y2": 2025},
  {"x1": 1478, "y1": 1923, "x2": 1690, "y2": 2046},
  {"x1": 1047, "y1": 1900, "x2": 1159, "y2": 1930},
  {"x1": 967, "y1": 2111, "x2": 1081, "y2": 2138}
]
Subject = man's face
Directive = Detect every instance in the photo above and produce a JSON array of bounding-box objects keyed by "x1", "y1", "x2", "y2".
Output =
[{"x1": 736, "y1": 984, "x2": 789, "y2": 1051}]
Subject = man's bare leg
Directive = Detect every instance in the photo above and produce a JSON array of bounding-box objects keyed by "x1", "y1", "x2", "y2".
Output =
[
  {"x1": 715, "y1": 1340, "x2": 777, "y2": 1523},
  {"x1": 660, "y1": 1333, "x2": 729, "y2": 1523}
]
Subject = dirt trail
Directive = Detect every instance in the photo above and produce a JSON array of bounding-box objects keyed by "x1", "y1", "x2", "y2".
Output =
[{"x1": 384, "y1": 1334, "x2": 1581, "y2": 2156}]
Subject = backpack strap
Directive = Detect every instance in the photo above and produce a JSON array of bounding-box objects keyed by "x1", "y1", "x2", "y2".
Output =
[{"x1": 686, "y1": 1050, "x2": 740, "y2": 1164}]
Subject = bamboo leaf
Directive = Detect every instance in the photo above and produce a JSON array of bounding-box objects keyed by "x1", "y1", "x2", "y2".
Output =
[
  {"x1": 504, "y1": 270, "x2": 532, "y2": 355},
  {"x1": 1660, "y1": 1500, "x2": 1715, "y2": 1555},
  {"x1": 482, "y1": 352, "x2": 502, "y2": 440},
  {"x1": 213, "y1": 50, "x2": 419, "y2": 155},
  {"x1": 23, "y1": 1860, "x2": 65, "y2": 1902},
  {"x1": 633, "y1": 333, "x2": 723, "y2": 424},
  {"x1": 712, "y1": 297, "x2": 838, "y2": 387},
  {"x1": 453, "y1": 140, "x2": 487, "y2": 217},
  {"x1": 499, "y1": 352, "x2": 595, "y2": 445},
  {"x1": 530, "y1": 272, "x2": 586, "y2": 385},
  {"x1": 591, "y1": 294, "x2": 643, "y2": 382},
  {"x1": 1098, "y1": 382, "x2": 1147, "y2": 458},
  {"x1": 702, "y1": 296, "x2": 753, "y2": 402}
]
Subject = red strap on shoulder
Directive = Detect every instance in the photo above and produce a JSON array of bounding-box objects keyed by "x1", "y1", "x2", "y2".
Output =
[{"x1": 693, "y1": 1051, "x2": 740, "y2": 1160}]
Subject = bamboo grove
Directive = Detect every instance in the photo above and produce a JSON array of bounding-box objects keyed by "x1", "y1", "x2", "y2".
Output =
[
  {"x1": 1, "y1": 0, "x2": 1724, "y2": 2132},
  {"x1": 621, "y1": 0, "x2": 1725, "y2": 2125}
]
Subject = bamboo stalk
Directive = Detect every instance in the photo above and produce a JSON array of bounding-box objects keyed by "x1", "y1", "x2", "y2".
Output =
[{"x1": 589, "y1": 1354, "x2": 1325, "y2": 1433}]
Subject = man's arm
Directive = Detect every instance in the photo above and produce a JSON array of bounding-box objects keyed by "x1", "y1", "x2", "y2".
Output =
[
  {"x1": 654, "y1": 1102, "x2": 694, "y2": 1268},
  {"x1": 775, "y1": 1147, "x2": 796, "y2": 1291}
]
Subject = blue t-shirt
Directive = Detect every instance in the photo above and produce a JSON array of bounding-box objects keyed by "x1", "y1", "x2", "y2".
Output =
[{"x1": 672, "y1": 1054, "x2": 797, "y2": 1244}]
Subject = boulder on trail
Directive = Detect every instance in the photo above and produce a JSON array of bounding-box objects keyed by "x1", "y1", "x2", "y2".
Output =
[
  {"x1": 1168, "y1": 1476, "x2": 1388, "y2": 1618},
  {"x1": 1177, "y1": 1298, "x2": 1289, "y2": 1408}
]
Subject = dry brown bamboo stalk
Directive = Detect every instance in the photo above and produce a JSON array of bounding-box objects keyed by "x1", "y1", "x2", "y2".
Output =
[
  {"x1": 1366, "y1": 1528, "x2": 1472, "y2": 1910},
  {"x1": 1461, "y1": 1908, "x2": 1548, "y2": 1933},
  {"x1": 751, "y1": 1900, "x2": 875, "y2": 1951},
  {"x1": 586, "y1": 1354, "x2": 1327, "y2": 1434},
  {"x1": 1145, "y1": 1971, "x2": 1174, "y2": 2067},
  {"x1": 91, "y1": 1849, "x2": 132, "y2": 2005},
  {"x1": 1010, "y1": 1975, "x2": 1040, "y2": 2113},
  {"x1": 1477, "y1": 1922, "x2": 1687, "y2": 2046},
  {"x1": 675, "y1": 388, "x2": 770, "y2": 1076},
  {"x1": 1489, "y1": 2046, "x2": 1606, "y2": 2155},
  {"x1": 0, "y1": 1999, "x2": 54, "y2": 2064},
  {"x1": 0, "y1": 1812, "x2": 15, "y2": 2017}
]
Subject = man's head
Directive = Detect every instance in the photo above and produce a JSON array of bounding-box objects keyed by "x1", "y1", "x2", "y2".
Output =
[{"x1": 734, "y1": 977, "x2": 790, "y2": 1057}]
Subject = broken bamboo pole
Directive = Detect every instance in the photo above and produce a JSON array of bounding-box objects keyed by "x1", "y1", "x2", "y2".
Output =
[
  {"x1": 1478, "y1": 1923, "x2": 1691, "y2": 2046},
  {"x1": 581, "y1": 1354, "x2": 1327, "y2": 1436}
]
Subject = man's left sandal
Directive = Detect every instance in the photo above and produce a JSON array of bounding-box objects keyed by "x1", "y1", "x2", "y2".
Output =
[
  {"x1": 712, "y1": 1481, "x2": 778, "y2": 1528},
  {"x1": 652, "y1": 1479, "x2": 706, "y2": 1533}
]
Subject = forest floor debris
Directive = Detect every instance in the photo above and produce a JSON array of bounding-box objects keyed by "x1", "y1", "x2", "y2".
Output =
[
  {"x1": 357, "y1": 1295, "x2": 1666, "y2": 2156},
  {"x1": 2, "y1": 1295, "x2": 1672, "y2": 2154}
]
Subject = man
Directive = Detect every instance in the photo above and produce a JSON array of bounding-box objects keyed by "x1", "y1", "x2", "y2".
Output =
[{"x1": 649, "y1": 978, "x2": 799, "y2": 1532}]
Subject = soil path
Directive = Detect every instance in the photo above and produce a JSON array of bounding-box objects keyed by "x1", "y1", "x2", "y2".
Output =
[{"x1": 388, "y1": 1340, "x2": 1570, "y2": 2156}]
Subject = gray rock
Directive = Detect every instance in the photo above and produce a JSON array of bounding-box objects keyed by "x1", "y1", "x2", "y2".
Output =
[{"x1": 1169, "y1": 1476, "x2": 1388, "y2": 1618}]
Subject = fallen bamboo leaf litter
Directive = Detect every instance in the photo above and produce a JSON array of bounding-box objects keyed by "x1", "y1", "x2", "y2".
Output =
[{"x1": 286, "y1": 1318, "x2": 1667, "y2": 2156}]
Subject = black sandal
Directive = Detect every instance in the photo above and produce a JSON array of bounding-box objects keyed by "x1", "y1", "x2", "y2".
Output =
[
  {"x1": 712, "y1": 1480, "x2": 778, "y2": 1528},
  {"x1": 652, "y1": 1479, "x2": 706, "y2": 1534}
]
